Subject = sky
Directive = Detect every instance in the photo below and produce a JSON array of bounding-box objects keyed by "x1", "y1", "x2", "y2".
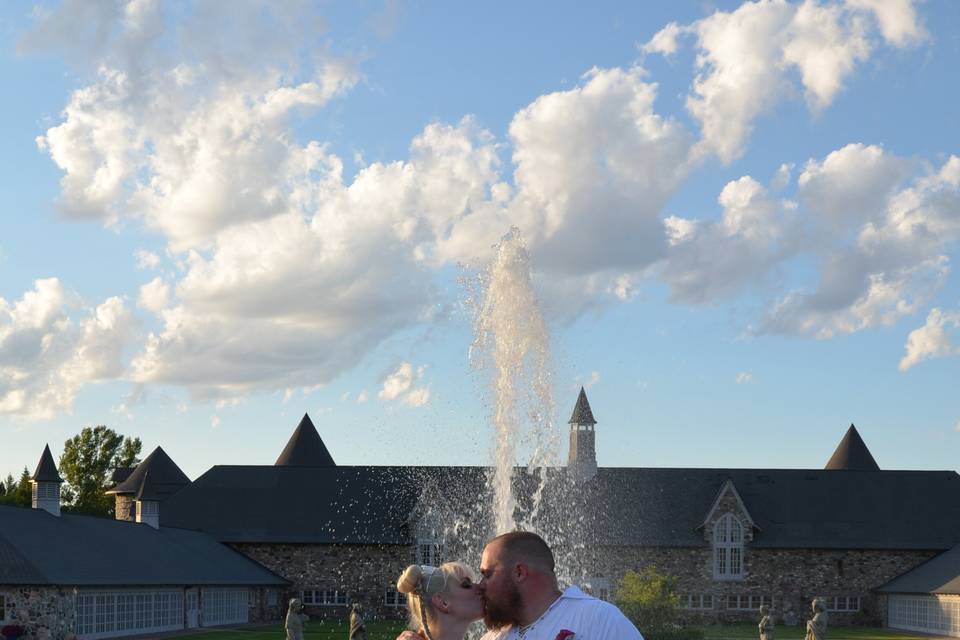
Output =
[{"x1": 1, "y1": 0, "x2": 959, "y2": 483}]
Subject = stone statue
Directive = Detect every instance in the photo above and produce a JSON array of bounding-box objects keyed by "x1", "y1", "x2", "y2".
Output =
[
  {"x1": 285, "y1": 598, "x2": 309, "y2": 640},
  {"x1": 805, "y1": 598, "x2": 827, "y2": 640},
  {"x1": 349, "y1": 602, "x2": 368, "y2": 640},
  {"x1": 758, "y1": 604, "x2": 774, "y2": 640}
]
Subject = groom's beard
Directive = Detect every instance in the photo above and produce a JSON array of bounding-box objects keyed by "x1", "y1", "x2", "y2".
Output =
[{"x1": 483, "y1": 582, "x2": 524, "y2": 630}]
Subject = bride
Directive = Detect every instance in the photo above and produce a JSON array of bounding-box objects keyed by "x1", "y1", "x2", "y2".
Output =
[{"x1": 396, "y1": 562, "x2": 484, "y2": 640}]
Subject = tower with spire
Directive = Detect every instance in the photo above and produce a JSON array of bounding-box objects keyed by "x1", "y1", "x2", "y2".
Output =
[
  {"x1": 825, "y1": 424, "x2": 880, "y2": 471},
  {"x1": 567, "y1": 387, "x2": 598, "y2": 480},
  {"x1": 31, "y1": 444, "x2": 63, "y2": 516}
]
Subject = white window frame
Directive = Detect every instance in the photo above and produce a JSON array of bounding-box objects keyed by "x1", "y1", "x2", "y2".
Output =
[
  {"x1": 713, "y1": 513, "x2": 744, "y2": 580},
  {"x1": 826, "y1": 596, "x2": 861, "y2": 612},
  {"x1": 416, "y1": 540, "x2": 445, "y2": 566},
  {"x1": 75, "y1": 588, "x2": 184, "y2": 640},
  {"x1": 384, "y1": 590, "x2": 405, "y2": 608},
  {"x1": 682, "y1": 594, "x2": 715, "y2": 610},
  {"x1": 726, "y1": 595, "x2": 772, "y2": 610},
  {"x1": 301, "y1": 589, "x2": 348, "y2": 607},
  {"x1": 889, "y1": 594, "x2": 960, "y2": 636}
]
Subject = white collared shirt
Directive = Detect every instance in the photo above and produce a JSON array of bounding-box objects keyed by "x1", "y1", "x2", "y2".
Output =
[{"x1": 480, "y1": 586, "x2": 643, "y2": 640}]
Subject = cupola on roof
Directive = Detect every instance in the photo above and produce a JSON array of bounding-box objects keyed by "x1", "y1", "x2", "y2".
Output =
[
  {"x1": 568, "y1": 387, "x2": 597, "y2": 425},
  {"x1": 275, "y1": 413, "x2": 336, "y2": 467},
  {"x1": 32, "y1": 444, "x2": 63, "y2": 483},
  {"x1": 825, "y1": 424, "x2": 880, "y2": 471}
]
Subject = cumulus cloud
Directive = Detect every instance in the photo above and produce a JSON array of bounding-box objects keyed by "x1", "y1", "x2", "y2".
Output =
[
  {"x1": 134, "y1": 249, "x2": 160, "y2": 270},
  {"x1": 137, "y1": 277, "x2": 169, "y2": 313},
  {"x1": 378, "y1": 361, "x2": 430, "y2": 407},
  {"x1": 736, "y1": 371, "x2": 754, "y2": 384},
  {"x1": 0, "y1": 279, "x2": 137, "y2": 419},
  {"x1": 899, "y1": 308, "x2": 960, "y2": 371},
  {"x1": 644, "y1": 0, "x2": 927, "y2": 162}
]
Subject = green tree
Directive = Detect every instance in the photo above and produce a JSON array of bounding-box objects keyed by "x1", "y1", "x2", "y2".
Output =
[
  {"x1": 0, "y1": 467, "x2": 34, "y2": 507},
  {"x1": 58, "y1": 426, "x2": 142, "y2": 516},
  {"x1": 616, "y1": 567, "x2": 702, "y2": 640}
]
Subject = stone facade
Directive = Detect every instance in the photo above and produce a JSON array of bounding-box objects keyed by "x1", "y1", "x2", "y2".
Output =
[
  {"x1": 0, "y1": 587, "x2": 77, "y2": 640},
  {"x1": 232, "y1": 543, "x2": 414, "y2": 622},
  {"x1": 113, "y1": 495, "x2": 135, "y2": 522},
  {"x1": 578, "y1": 545, "x2": 938, "y2": 626}
]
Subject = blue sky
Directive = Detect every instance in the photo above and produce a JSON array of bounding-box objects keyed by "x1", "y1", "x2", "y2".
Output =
[{"x1": 1, "y1": 0, "x2": 959, "y2": 482}]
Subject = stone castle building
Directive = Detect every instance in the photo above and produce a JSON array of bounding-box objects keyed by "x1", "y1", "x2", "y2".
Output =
[{"x1": 2, "y1": 388, "x2": 960, "y2": 638}]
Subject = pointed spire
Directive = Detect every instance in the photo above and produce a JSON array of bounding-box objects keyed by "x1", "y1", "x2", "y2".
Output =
[
  {"x1": 825, "y1": 424, "x2": 880, "y2": 471},
  {"x1": 275, "y1": 413, "x2": 336, "y2": 466},
  {"x1": 568, "y1": 387, "x2": 597, "y2": 425},
  {"x1": 32, "y1": 444, "x2": 63, "y2": 483},
  {"x1": 135, "y1": 470, "x2": 161, "y2": 501},
  {"x1": 108, "y1": 446, "x2": 190, "y2": 496}
]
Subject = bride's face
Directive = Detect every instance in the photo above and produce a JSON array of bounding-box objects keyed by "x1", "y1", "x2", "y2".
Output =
[{"x1": 439, "y1": 570, "x2": 484, "y2": 622}]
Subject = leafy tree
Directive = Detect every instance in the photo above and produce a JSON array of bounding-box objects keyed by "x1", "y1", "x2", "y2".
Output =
[
  {"x1": 58, "y1": 426, "x2": 142, "y2": 516},
  {"x1": 0, "y1": 468, "x2": 33, "y2": 507},
  {"x1": 0, "y1": 478, "x2": 5, "y2": 497},
  {"x1": 616, "y1": 567, "x2": 702, "y2": 640}
]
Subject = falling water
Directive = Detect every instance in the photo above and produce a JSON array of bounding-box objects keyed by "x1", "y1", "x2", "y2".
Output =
[{"x1": 469, "y1": 226, "x2": 558, "y2": 535}]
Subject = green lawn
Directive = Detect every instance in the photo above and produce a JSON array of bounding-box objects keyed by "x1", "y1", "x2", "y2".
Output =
[
  {"x1": 171, "y1": 623, "x2": 938, "y2": 640},
  {"x1": 171, "y1": 621, "x2": 408, "y2": 640},
  {"x1": 695, "y1": 624, "x2": 935, "y2": 640}
]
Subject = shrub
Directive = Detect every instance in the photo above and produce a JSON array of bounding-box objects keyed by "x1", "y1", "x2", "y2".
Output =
[{"x1": 615, "y1": 566, "x2": 703, "y2": 640}]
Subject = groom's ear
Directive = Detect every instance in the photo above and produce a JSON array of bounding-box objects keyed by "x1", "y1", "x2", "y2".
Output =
[{"x1": 513, "y1": 561, "x2": 530, "y2": 583}]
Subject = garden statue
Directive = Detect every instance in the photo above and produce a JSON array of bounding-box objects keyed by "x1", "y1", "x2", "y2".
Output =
[
  {"x1": 805, "y1": 598, "x2": 827, "y2": 640},
  {"x1": 758, "y1": 604, "x2": 774, "y2": 640},
  {"x1": 349, "y1": 602, "x2": 368, "y2": 640},
  {"x1": 285, "y1": 598, "x2": 309, "y2": 640}
]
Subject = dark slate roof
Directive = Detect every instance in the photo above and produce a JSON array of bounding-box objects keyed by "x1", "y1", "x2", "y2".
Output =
[
  {"x1": 111, "y1": 467, "x2": 134, "y2": 484},
  {"x1": 136, "y1": 470, "x2": 161, "y2": 501},
  {"x1": 879, "y1": 543, "x2": 960, "y2": 595},
  {"x1": 162, "y1": 464, "x2": 960, "y2": 551},
  {"x1": 32, "y1": 445, "x2": 62, "y2": 483},
  {"x1": 274, "y1": 413, "x2": 335, "y2": 467},
  {"x1": 568, "y1": 387, "x2": 597, "y2": 425},
  {"x1": 0, "y1": 504, "x2": 287, "y2": 586},
  {"x1": 108, "y1": 446, "x2": 190, "y2": 500},
  {"x1": 825, "y1": 424, "x2": 880, "y2": 471}
]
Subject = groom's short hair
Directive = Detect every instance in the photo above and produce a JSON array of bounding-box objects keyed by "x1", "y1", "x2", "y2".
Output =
[{"x1": 491, "y1": 531, "x2": 555, "y2": 573}]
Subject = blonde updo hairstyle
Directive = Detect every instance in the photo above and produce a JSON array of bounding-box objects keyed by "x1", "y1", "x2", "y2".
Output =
[{"x1": 396, "y1": 562, "x2": 476, "y2": 640}]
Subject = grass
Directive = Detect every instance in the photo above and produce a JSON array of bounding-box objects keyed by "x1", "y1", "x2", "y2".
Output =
[
  {"x1": 695, "y1": 624, "x2": 936, "y2": 640},
  {"x1": 170, "y1": 621, "x2": 408, "y2": 640},
  {"x1": 170, "y1": 622, "x2": 939, "y2": 640}
]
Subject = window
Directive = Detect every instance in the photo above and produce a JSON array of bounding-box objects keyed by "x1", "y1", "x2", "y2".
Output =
[
  {"x1": 267, "y1": 590, "x2": 278, "y2": 607},
  {"x1": 75, "y1": 589, "x2": 183, "y2": 638},
  {"x1": 201, "y1": 588, "x2": 247, "y2": 626},
  {"x1": 416, "y1": 541, "x2": 445, "y2": 565},
  {"x1": 826, "y1": 596, "x2": 860, "y2": 612},
  {"x1": 681, "y1": 595, "x2": 715, "y2": 610},
  {"x1": 301, "y1": 590, "x2": 348, "y2": 607},
  {"x1": 582, "y1": 579, "x2": 611, "y2": 602},
  {"x1": 725, "y1": 595, "x2": 772, "y2": 610},
  {"x1": 384, "y1": 590, "x2": 405, "y2": 608},
  {"x1": 248, "y1": 589, "x2": 258, "y2": 607},
  {"x1": 713, "y1": 513, "x2": 744, "y2": 579},
  {"x1": 0, "y1": 593, "x2": 8, "y2": 622}
]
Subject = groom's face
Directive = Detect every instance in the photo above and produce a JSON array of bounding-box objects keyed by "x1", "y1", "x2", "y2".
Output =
[{"x1": 478, "y1": 541, "x2": 523, "y2": 630}]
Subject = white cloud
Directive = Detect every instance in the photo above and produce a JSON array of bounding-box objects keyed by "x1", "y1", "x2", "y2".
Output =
[
  {"x1": 0, "y1": 279, "x2": 136, "y2": 419},
  {"x1": 134, "y1": 249, "x2": 160, "y2": 270},
  {"x1": 584, "y1": 371, "x2": 601, "y2": 389},
  {"x1": 356, "y1": 390, "x2": 369, "y2": 404},
  {"x1": 645, "y1": 0, "x2": 926, "y2": 163},
  {"x1": 137, "y1": 277, "x2": 169, "y2": 313},
  {"x1": 210, "y1": 415, "x2": 221, "y2": 429},
  {"x1": 899, "y1": 308, "x2": 960, "y2": 371},
  {"x1": 403, "y1": 386, "x2": 431, "y2": 407},
  {"x1": 736, "y1": 371, "x2": 754, "y2": 384},
  {"x1": 378, "y1": 361, "x2": 430, "y2": 407}
]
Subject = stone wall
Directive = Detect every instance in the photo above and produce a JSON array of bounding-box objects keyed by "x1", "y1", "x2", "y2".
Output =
[
  {"x1": 579, "y1": 546, "x2": 937, "y2": 626},
  {"x1": 0, "y1": 586, "x2": 77, "y2": 640},
  {"x1": 232, "y1": 543, "x2": 413, "y2": 622},
  {"x1": 113, "y1": 495, "x2": 135, "y2": 522}
]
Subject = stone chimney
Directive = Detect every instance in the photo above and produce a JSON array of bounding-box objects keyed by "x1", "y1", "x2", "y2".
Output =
[
  {"x1": 31, "y1": 444, "x2": 63, "y2": 516},
  {"x1": 567, "y1": 387, "x2": 597, "y2": 480}
]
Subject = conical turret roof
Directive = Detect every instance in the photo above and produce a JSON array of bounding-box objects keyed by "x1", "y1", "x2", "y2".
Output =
[
  {"x1": 568, "y1": 387, "x2": 597, "y2": 425},
  {"x1": 275, "y1": 413, "x2": 336, "y2": 466},
  {"x1": 32, "y1": 444, "x2": 63, "y2": 483},
  {"x1": 135, "y1": 469, "x2": 161, "y2": 501},
  {"x1": 108, "y1": 446, "x2": 190, "y2": 498},
  {"x1": 825, "y1": 424, "x2": 880, "y2": 471}
]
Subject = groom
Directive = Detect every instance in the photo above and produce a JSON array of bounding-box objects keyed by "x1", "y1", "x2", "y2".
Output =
[{"x1": 398, "y1": 531, "x2": 643, "y2": 639}]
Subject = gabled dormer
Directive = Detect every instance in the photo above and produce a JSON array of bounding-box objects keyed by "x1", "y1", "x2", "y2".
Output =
[
  {"x1": 31, "y1": 444, "x2": 63, "y2": 517},
  {"x1": 106, "y1": 446, "x2": 190, "y2": 521},
  {"x1": 700, "y1": 479, "x2": 759, "y2": 580}
]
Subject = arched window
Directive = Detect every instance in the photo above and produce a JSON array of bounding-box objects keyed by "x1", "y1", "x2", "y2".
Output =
[{"x1": 713, "y1": 513, "x2": 744, "y2": 579}]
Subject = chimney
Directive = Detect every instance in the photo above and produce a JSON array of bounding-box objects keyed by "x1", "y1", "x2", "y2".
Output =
[{"x1": 31, "y1": 444, "x2": 63, "y2": 516}]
